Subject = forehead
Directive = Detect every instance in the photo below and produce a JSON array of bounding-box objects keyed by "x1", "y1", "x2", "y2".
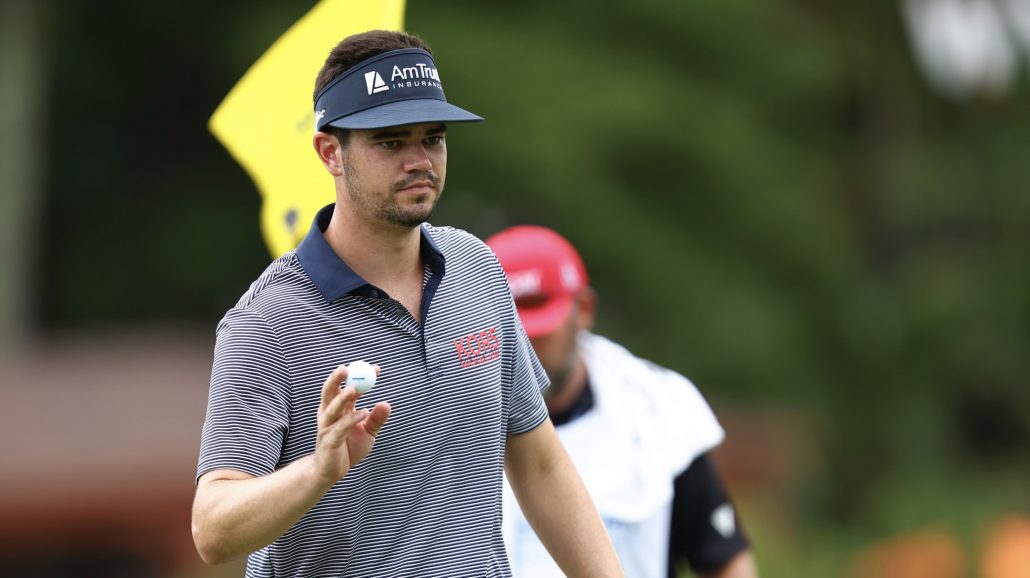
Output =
[{"x1": 356, "y1": 123, "x2": 448, "y2": 140}]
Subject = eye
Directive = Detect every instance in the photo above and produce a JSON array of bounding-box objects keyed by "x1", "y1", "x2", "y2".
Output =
[
  {"x1": 424, "y1": 135, "x2": 446, "y2": 146},
  {"x1": 378, "y1": 140, "x2": 401, "y2": 150}
]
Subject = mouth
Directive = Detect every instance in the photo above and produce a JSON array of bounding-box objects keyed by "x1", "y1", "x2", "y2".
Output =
[
  {"x1": 395, "y1": 177, "x2": 438, "y2": 196},
  {"x1": 398, "y1": 180, "x2": 434, "y2": 192}
]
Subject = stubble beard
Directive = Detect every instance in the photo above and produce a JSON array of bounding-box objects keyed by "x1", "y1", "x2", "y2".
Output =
[
  {"x1": 342, "y1": 154, "x2": 442, "y2": 229},
  {"x1": 541, "y1": 347, "x2": 579, "y2": 403}
]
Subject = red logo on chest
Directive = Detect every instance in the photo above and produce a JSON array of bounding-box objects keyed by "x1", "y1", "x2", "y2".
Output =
[{"x1": 453, "y1": 327, "x2": 501, "y2": 369}]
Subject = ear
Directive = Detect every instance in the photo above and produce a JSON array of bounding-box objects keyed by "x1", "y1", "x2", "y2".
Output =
[
  {"x1": 574, "y1": 287, "x2": 597, "y2": 332},
  {"x1": 313, "y1": 131, "x2": 344, "y2": 176}
]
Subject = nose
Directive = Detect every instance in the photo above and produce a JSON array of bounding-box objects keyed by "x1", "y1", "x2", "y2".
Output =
[{"x1": 403, "y1": 143, "x2": 433, "y2": 172}]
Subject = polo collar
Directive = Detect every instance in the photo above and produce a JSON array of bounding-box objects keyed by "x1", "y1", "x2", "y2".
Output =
[{"x1": 296, "y1": 204, "x2": 446, "y2": 303}]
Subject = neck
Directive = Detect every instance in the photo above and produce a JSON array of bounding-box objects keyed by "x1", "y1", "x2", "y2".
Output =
[
  {"x1": 324, "y1": 203, "x2": 428, "y2": 322},
  {"x1": 545, "y1": 355, "x2": 589, "y2": 415},
  {"x1": 324, "y1": 203, "x2": 423, "y2": 287}
]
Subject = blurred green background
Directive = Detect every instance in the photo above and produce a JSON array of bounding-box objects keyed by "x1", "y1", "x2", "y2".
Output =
[{"x1": 1, "y1": 0, "x2": 1028, "y2": 577}]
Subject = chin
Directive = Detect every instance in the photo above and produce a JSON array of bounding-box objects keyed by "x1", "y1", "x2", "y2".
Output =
[
  {"x1": 403, "y1": 208, "x2": 434, "y2": 226},
  {"x1": 379, "y1": 204, "x2": 435, "y2": 228}
]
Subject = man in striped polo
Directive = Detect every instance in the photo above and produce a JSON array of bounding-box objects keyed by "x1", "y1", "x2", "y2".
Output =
[{"x1": 191, "y1": 30, "x2": 623, "y2": 578}]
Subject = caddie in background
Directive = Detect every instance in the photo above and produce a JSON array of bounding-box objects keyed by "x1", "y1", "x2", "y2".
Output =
[
  {"x1": 487, "y1": 225, "x2": 759, "y2": 578},
  {"x1": 192, "y1": 30, "x2": 624, "y2": 578}
]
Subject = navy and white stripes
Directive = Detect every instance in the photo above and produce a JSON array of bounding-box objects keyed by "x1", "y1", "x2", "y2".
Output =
[{"x1": 198, "y1": 212, "x2": 549, "y2": 578}]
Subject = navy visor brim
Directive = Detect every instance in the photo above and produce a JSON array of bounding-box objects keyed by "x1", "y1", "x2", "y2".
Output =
[{"x1": 323, "y1": 99, "x2": 483, "y2": 130}]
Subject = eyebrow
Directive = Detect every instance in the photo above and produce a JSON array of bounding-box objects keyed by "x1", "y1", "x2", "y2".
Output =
[{"x1": 369, "y1": 124, "x2": 447, "y2": 140}]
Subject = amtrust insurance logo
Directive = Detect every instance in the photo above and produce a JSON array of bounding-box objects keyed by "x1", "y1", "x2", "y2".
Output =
[
  {"x1": 453, "y1": 327, "x2": 501, "y2": 369},
  {"x1": 364, "y1": 71, "x2": 389, "y2": 95},
  {"x1": 364, "y1": 63, "x2": 443, "y2": 96}
]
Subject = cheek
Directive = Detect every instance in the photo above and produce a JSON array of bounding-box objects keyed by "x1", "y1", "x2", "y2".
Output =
[
  {"x1": 530, "y1": 337, "x2": 560, "y2": 369},
  {"x1": 530, "y1": 330, "x2": 574, "y2": 372},
  {"x1": 431, "y1": 147, "x2": 447, "y2": 173}
]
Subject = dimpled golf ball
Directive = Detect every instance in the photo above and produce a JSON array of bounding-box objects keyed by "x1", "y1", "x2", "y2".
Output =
[{"x1": 345, "y1": 360, "x2": 377, "y2": 394}]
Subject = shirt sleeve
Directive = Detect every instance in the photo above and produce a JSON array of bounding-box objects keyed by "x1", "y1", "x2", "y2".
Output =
[
  {"x1": 667, "y1": 452, "x2": 751, "y2": 577},
  {"x1": 503, "y1": 290, "x2": 549, "y2": 436},
  {"x1": 196, "y1": 306, "x2": 292, "y2": 482}
]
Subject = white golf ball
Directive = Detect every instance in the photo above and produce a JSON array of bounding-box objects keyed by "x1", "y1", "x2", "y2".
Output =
[{"x1": 345, "y1": 360, "x2": 377, "y2": 394}]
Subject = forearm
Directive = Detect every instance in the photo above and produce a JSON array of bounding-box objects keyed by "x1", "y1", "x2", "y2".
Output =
[
  {"x1": 506, "y1": 421, "x2": 624, "y2": 577},
  {"x1": 516, "y1": 461, "x2": 620, "y2": 576},
  {"x1": 192, "y1": 456, "x2": 334, "y2": 565}
]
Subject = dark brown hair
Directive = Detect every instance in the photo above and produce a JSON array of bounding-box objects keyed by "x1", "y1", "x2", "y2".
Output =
[{"x1": 313, "y1": 30, "x2": 432, "y2": 103}]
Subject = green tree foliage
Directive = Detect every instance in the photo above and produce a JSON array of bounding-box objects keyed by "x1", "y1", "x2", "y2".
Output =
[
  {"x1": 36, "y1": 0, "x2": 1030, "y2": 530},
  {"x1": 407, "y1": 0, "x2": 1030, "y2": 521}
]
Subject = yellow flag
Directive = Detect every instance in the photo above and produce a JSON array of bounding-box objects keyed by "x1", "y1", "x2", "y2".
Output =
[{"x1": 210, "y1": 0, "x2": 406, "y2": 257}]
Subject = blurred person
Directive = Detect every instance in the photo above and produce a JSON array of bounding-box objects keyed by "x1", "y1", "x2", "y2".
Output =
[
  {"x1": 487, "y1": 225, "x2": 758, "y2": 578},
  {"x1": 191, "y1": 30, "x2": 623, "y2": 578}
]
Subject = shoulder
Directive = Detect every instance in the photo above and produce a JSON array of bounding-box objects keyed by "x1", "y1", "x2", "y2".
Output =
[
  {"x1": 424, "y1": 224, "x2": 507, "y2": 280},
  {"x1": 425, "y1": 224, "x2": 496, "y2": 259},
  {"x1": 583, "y1": 331, "x2": 726, "y2": 471},
  {"x1": 581, "y1": 332, "x2": 672, "y2": 379},
  {"x1": 583, "y1": 332, "x2": 694, "y2": 387},
  {"x1": 220, "y1": 252, "x2": 320, "y2": 329},
  {"x1": 582, "y1": 331, "x2": 722, "y2": 429}
]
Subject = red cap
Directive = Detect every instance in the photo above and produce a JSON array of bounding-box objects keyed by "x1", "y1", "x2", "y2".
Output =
[{"x1": 485, "y1": 225, "x2": 589, "y2": 339}]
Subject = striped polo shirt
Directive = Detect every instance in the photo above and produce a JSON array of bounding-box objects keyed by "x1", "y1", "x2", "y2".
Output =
[{"x1": 197, "y1": 205, "x2": 549, "y2": 578}]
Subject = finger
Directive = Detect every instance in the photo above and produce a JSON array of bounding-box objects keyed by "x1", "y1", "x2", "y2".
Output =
[
  {"x1": 319, "y1": 407, "x2": 370, "y2": 448},
  {"x1": 323, "y1": 384, "x2": 359, "y2": 424},
  {"x1": 324, "y1": 406, "x2": 370, "y2": 440},
  {"x1": 320, "y1": 365, "x2": 348, "y2": 408},
  {"x1": 362, "y1": 402, "x2": 392, "y2": 438}
]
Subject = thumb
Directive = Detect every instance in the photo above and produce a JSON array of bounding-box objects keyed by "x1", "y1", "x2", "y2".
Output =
[{"x1": 363, "y1": 402, "x2": 392, "y2": 438}]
